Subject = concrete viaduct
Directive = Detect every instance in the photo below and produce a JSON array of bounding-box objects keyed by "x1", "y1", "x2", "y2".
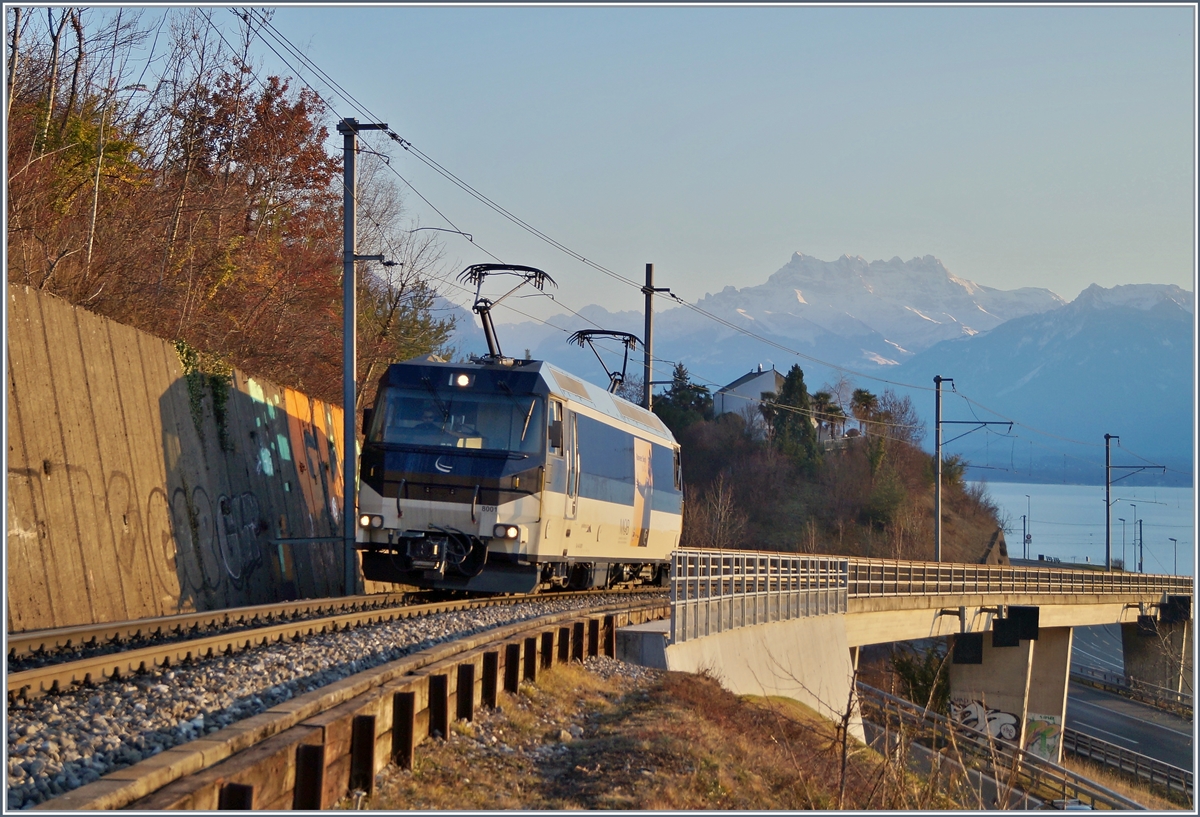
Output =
[{"x1": 620, "y1": 550, "x2": 1193, "y2": 765}]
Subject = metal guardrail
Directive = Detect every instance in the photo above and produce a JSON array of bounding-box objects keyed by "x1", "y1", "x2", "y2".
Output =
[
  {"x1": 1071, "y1": 663, "x2": 1194, "y2": 718},
  {"x1": 1062, "y1": 727, "x2": 1193, "y2": 798},
  {"x1": 857, "y1": 682, "x2": 1147, "y2": 810},
  {"x1": 670, "y1": 550, "x2": 847, "y2": 644},
  {"x1": 845, "y1": 556, "x2": 1193, "y2": 598},
  {"x1": 669, "y1": 550, "x2": 1191, "y2": 645}
]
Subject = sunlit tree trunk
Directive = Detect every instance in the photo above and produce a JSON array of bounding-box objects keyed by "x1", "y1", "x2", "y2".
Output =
[{"x1": 6, "y1": 7, "x2": 21, "y2": 121}]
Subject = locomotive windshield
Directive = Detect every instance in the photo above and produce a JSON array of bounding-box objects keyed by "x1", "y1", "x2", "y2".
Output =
[{"x1": 367, "y1": 387, "x2": 545, "y2": 454}]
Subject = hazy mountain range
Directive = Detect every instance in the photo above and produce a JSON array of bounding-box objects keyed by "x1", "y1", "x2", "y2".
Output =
[{"x1": 442, "y1": 254, "x2": 1194, "y2": 484}]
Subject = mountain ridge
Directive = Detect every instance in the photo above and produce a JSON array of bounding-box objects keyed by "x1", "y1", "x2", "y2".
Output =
[{"x1": 441, "y1": 255, "x2": 1193, "y2": 483}]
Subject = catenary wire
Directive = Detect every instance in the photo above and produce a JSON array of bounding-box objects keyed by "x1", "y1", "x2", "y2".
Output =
[{"x1": 234, "y1": 10, "x2": 1187, "y2": 464}]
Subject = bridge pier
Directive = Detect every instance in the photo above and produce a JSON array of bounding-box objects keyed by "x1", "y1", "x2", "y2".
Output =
[
  {"x1": 664, "y1": 614, "x2": 865, "y2": 743},
  {"x1": 949, "y1": 622, "x2": 1073, "y2": 763},
  {"x1": 1121, "y1": 598, "x2": 1192, "y2": 699}
]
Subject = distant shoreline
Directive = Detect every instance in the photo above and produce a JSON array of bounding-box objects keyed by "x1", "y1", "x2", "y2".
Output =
[{"x1": 964, "y1": 471, "x2": 1193, "y2": 490}]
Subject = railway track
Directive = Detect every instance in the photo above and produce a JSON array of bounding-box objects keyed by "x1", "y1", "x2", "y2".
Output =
[
  {"x1": 6, "y1": 589, "x2": 663, "y2": 702},
  {"x1": 15, "y1": 595, "x2": 669, "y2": 811},
  {"x1": 7, "y1": 593, "x2": 413, "y2": 668}
]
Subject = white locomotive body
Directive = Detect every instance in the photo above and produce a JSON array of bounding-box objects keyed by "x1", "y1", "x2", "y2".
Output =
[{"x1": 355, "y1": 356, "x2": 682, "y2": 593}]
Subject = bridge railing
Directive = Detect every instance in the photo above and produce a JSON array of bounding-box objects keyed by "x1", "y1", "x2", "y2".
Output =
[
  {"x1": 670, "y1": 550, "x2": 847, "y2": 644},
  {"x1": 670, "y1": 550, "x2": 1191, "y2": 644},
  {"x1": 1062, "y1": 727, "x2": 1193, "y2": 798},
  {"x1": 845, "y1": 557, "x2": 1193, "y2": 598},
  {"x1": 1070, "y1": 662, "x2": 1194, "y2": 718},
  {"x1": 857, "y1": 682, "x2": 1148, "y2": 810}
]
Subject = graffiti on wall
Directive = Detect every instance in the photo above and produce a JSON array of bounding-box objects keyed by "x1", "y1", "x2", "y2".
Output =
[
  {"x1": 171, "y1": 487, "x2": 267, "y2": 586},
  {"x1": 1023, "y1": 713, "x2": 1063, "y2": 761},
  {"x1": 949, "y1": 699, "x2": 1020, "y2": 741}
]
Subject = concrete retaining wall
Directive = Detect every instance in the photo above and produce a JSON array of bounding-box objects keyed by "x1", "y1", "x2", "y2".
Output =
[
  {"x1": 7, "y1": 285, "x2": 385, "y2": 632},
  {"x1": 664, "y1": 614, "x2": 865, "y2": 742}
]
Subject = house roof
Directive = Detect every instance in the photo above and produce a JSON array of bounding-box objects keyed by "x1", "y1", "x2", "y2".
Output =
[{"x1": 717, "y1": 367, "x2": 784, "y2": 395}]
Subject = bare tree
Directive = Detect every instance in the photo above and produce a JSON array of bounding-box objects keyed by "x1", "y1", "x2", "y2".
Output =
[{"x1": 683, "y1": 472, "x2": 747, "y2": 550}]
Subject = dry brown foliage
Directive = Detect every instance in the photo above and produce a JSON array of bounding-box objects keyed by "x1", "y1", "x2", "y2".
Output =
[{"x1": 355, "y1": 661, "x2": 966, "y2": 811}]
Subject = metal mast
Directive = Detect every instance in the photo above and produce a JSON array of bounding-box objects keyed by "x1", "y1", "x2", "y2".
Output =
[
  {"x1": 934, "y1": 375, "x2": 948, "y2": 562},
  {"x1": 339, "y1": 117, "x2": 387, "y2": 596}
]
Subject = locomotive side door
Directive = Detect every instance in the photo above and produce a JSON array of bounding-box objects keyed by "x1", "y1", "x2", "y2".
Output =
[{"x1": 565, "y1": 409, "x2": 579, "y2": 520}]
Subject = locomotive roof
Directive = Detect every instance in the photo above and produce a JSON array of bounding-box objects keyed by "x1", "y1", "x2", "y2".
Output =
[{"x1": 388, "y1": 356, "x2": 677, "y2": 445}]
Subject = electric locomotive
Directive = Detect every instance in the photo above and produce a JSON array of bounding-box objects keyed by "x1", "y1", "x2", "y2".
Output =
[{"x1": 354, "y1": 264, "x2": 683, "y2": 593}]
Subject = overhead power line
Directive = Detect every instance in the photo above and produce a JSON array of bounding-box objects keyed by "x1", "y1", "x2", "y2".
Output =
[{"x1": 232, "y1": 10, "x2": 1184, "y2": 464}]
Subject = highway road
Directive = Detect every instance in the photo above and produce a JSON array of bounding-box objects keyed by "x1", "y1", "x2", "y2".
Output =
[{"x1": 1066, "y1": 681, "x2": 1193, "y2": 769}]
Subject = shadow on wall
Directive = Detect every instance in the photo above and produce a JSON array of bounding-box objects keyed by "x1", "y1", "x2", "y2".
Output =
[
  {"x1": 159, "y1": 369, "x2": 351, "y2": 614},
  {"x1": 5, "y1": 284, "x2": 367, "y2": 632}
]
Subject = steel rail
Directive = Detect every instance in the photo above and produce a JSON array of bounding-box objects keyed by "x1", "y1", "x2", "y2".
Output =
[
  {"x1": 7, "y1": 589, "x2": 663, "y2": 702},
  {"x1": 7, "y1": 592, "x2": 414, "y2": 660}
]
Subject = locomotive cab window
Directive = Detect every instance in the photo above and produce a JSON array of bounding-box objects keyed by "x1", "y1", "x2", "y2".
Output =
[{"x1": 368, "y1": 387, "x2": 545, "y2": 454}]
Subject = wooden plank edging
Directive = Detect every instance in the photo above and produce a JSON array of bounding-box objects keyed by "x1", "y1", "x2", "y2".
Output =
[{"x1": 33, "y1": 602, "x2": 668, "y2": 810}]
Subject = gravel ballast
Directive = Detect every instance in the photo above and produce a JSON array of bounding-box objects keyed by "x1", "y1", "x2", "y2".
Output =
[{"x1": 6, "y1": 593, "x2": 655, "y2": 810}]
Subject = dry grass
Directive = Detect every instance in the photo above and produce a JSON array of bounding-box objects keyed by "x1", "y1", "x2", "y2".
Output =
[
  {"x1": 349, "y1": 658, "x2": 1187, "y2": 811},
  {"x1": 351, "y1": 660, "x2": 969, "y2": 810},
  {"x1": 1058, "y1": 755, "x2": 1192, "y2": 811}
]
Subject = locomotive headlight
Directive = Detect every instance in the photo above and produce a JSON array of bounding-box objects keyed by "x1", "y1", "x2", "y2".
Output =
[
  {"x1": 449, "y1": 372, "x2": 474, "y2": 387},
  {"x1": 359, "y1": 514, "x2": 384, "y2": 529},
  {"x1": 492, "y1": 524, "x2": 520, "y2": 540}
]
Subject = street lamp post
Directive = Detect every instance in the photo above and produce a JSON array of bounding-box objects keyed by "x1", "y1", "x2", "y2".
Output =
[
  {"x1": 1130, "y1": 504, "x2": 1137, "y2": 573},
  {"x1": 1138, "y1": 519, "x2": 1144, "y2": 573},
  {"x1": 1025, "y1": 494, "x2": 1031, "y2": 560},
  {"x1": 1170, "y1": 538, "x2": 1178, "y2": 575},
  {"x1": 1021, "y1": 515, "x2": 1027, "y2": 560},
  {"x1": 1118, "y1": 518, "x2": 1125, "y2": 571}
]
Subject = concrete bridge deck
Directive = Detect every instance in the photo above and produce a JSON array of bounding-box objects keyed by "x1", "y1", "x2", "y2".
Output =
[{"x1": 634, "y1": 549, "x2": 1193, "y2": 768}]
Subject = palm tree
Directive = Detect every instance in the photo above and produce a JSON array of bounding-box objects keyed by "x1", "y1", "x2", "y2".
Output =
[
  {"x1": 851, "y1": 389, "x2": 878, "y2": 437},
  {"x1": 811, "y1": 390, "x2": 833, "y2": 441},
  {"x1": 825, "y1": 403, "x2": 847, "y2": 438}
]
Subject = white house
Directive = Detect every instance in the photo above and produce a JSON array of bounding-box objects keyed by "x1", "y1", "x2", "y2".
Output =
[{"x1": 713, "y1": 365, "x2": 785, "y2": 424}]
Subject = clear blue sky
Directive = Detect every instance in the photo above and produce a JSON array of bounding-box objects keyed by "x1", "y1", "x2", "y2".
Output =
[{"x1": 252, "y1": 4, "x2": 1196, "y2": 318}]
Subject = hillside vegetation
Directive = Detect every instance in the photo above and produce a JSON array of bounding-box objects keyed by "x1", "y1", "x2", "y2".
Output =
[
  {"x1": 6, "y1": 8, "x2": 454, "y2": 409},
  {"x1": 651, "y1": 363, "x2": 1007, "y2": 563}
]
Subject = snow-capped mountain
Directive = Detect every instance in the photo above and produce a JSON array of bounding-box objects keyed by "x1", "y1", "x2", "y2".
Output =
[
  {"x1": 449, "y1": 253, "x2": 1066, "y2": 386},
  {"x1": 689, "y1": 252, "x2": 1066, "y2": 364},
  {"x1": 892, "y1": 283, "x2": 1194, "y2": 482}
]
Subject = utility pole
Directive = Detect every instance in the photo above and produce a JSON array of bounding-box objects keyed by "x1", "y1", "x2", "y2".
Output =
[
  {"x1": 339, "y1": 117, "x2": 388, "y2": 596},
  {"x1": 932, "y1": 376, "x2": 1008, "y2": 564},
  {"x1": 1138, "y1": 519, "x2": 1144, "y2": 573},
  {"x1": 1103, "y1": 434, "x2": 1165, "y2": 572},
  {"x1": 934, "y1": 375, "x2": 949, "y2": 562},
  {"x1": 1105, "y1": 433, "x2": 1114, "y2": 572},
  {"x1": 641, "y1": 264, "x2": 668, "y2": 410}
]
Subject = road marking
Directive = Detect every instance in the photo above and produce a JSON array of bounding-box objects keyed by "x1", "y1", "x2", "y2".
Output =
[
  {"x1": 1070, "y1": 698, "x2": 1192, "y2": 737},
  {"x1": 1071, "y1": 646, "x2": 1123, "y2": 671},
  {"x1": 1078, "y1": 724, "x2": 1139, "y2": 746}
]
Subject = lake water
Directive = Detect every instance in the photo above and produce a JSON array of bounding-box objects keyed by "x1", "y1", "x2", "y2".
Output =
[{"x1": 974, "y1": 481, "x2": 1196, "y2": 578}]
